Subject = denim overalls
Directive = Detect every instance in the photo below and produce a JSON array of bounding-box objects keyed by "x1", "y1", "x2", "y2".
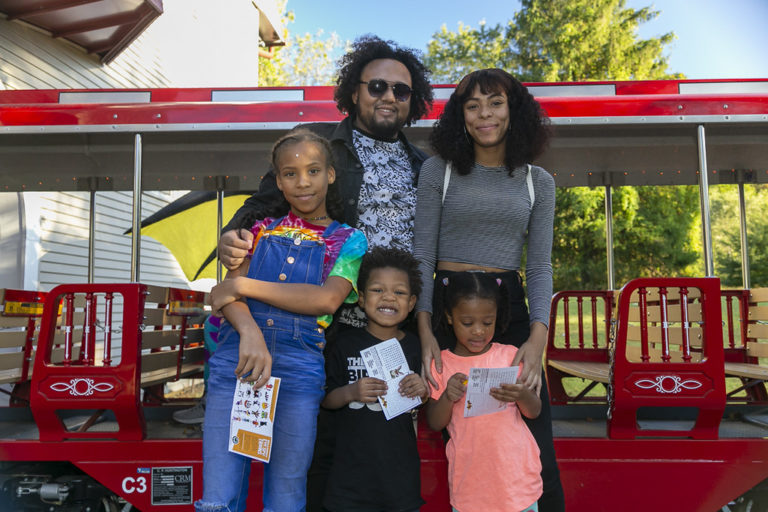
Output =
[{"x1": 197, "y1": 217, "x2": 341, "y2": 512}]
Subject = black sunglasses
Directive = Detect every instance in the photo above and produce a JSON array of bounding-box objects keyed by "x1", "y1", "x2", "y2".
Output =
[{"x1": 359, "y1": 79, "x2": 412, "y2": 102}]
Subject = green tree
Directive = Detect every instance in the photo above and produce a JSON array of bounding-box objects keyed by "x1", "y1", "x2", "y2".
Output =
[
  {"x1": 258, "y1": 2, "x2": 345, "y2": 86},
  {"x1": 426, "y1": 0, "x2": 701, "y2": 291},
  {"x1": 552, "y1": 186, "x2": 700, "y2": 290},
  {"x1": 426, "y1": 22, "x2": 514, "y2": 84},
  {"x1": 512, "y1": 0, "x2": 679, "y2": 82},
  {"x1": 425, "y1": 0, "x2": 681, "y2": 83},
  {"x1": 283, "y1": 30, "x2": 345, "y2": 86},
  {"x1": 710, "y1": 184, "x2": 768, "y2": 288},
  {"x1": 258, "y1": 0, "x2": 292, "y2": 86}
]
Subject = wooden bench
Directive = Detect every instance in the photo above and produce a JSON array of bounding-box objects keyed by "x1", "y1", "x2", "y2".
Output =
[
  {"x1": 609, "y1": 277, "x2": 725, "y2": 440},
  {"x1": 30, "y1": 283, "x2": 207, "y2": 441},
  {"x1": 722, "y1": 287, "x2": 768, "y2": 403},
  {"x1": 0, "y1": 289, "x2": 50, "y2": 405},
  {"x1": 545, "y1": 290, "x2": 615, "y2": 404},
  {"x1": 140, "y1": 286, "x2": 208, "y2": 403}
]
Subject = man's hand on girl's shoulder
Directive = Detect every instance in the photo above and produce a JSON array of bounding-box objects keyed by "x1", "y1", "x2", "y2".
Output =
[{"x1": 220, "y1": 228, "x2": 254, "y2": 270}]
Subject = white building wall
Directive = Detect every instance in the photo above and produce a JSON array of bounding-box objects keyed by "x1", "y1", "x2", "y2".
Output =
[
  {"x1": 0, "y1": 14, "x2": 170, "y2": 89},
  {"x1": 25, "y1": 190, "x2": 199, "y2": 292},
  {"x1": 0, "y1": 0, "x2": 266, "y2": 90},
  {"x1": 1, "y1": 0, "x2": 274, "y2": 291}
]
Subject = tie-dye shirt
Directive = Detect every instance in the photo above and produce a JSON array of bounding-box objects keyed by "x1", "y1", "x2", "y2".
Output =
[{"x1": 247, "y1": 211, "x2": 367, "y2": 327}]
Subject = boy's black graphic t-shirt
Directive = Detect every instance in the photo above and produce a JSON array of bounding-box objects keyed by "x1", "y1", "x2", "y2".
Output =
[{"x1": 323, "y1": 328, "x2": 424, "y2": 512}]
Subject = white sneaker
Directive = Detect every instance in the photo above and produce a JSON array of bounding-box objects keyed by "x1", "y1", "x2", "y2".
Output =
[{"x1": 173, "y1": 398, "x2": 205, "y2": 424}]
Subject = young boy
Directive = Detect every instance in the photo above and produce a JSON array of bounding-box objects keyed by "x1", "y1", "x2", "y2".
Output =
[{"x1": 321, "y1": 247, "x2": 428, "y2": 512}]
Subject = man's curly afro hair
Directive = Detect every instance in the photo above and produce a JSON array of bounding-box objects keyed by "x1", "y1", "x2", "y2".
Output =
[{"x1": 334, "y1": 35, "x2": 433, "y2": 127}]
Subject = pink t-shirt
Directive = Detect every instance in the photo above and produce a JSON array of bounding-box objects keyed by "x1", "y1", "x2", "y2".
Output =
[{"x1": 429, "y1": 344, "x2": 542, "y2": 512}]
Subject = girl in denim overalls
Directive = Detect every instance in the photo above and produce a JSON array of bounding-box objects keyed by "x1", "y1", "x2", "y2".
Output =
[{"x1": 196, "y1": 131, "x2": 367, "y2": 512}]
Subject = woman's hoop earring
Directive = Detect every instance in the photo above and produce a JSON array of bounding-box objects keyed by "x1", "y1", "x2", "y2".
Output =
[{"x1": 463, "y1": 125, "x2": 472, "y2": 144}]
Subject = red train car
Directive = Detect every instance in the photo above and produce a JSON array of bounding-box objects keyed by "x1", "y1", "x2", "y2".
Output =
[{"x1": 1, "y1": 80, "x2": 767, "y2": 511}]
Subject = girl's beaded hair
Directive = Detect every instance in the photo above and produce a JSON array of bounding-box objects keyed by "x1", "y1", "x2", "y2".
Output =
[
  {"x1": 271, "y1": 129, "x2": 335, "y2": 170},
  {"x1": 239, "y1": 130, "x2": 343, "y2": 228},
  {"x1": 437, "y1": 272, "x2": 511, "y2": 341}
]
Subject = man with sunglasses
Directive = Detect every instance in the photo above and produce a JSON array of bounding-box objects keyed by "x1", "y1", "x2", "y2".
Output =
[
  {"x1": 219, "y1": 34, "x2": 432, "y2": 267},
  {"x1": 216, "y1": 35, "x2": 433, "y2": 512}
]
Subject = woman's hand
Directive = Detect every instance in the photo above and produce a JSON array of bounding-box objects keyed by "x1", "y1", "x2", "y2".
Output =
[
  {"x1": 417, "y1": 311, "x2": 442, "y2": 389},
  {"x1": 511, "y1": 322, "x2": 548, "y2": 395},
  {"x1": 210, "y1": 277, "x2": 246, "y2": 314},
  {"x1": 236, "y1": 327, "x2": 271, "y2": 389}
]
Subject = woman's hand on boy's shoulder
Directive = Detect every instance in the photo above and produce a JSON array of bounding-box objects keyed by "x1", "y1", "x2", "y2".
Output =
[
  {"x1": 399, "y1": 373, "x2": 428, "y2": 402},
  {"x1": 417, "y1": 312, "x2": 443, "y2": 390},
  {"x1": 352, "y1": 377, "x2": 388, "y2": 403}
]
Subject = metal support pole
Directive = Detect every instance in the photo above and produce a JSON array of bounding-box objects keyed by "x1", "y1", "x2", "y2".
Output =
[
  {"x1": 696, "y1": 125, "x2": 715, "y2": 277},
  {"x1": 216, "y1": 176, "x2": 225, "y2": 283},
  {"x1": 737, "y1": 171, "x2": 751, "y2": 289},
  {"x1": 604, "y1": 184, "x2": 615, "y2": 290},
  {"x1": 131, "y1": 134, "x2": 143, "y2": 283},
  {"x1": 88, "y1": 178, "x2": 97, "y2": 283}
]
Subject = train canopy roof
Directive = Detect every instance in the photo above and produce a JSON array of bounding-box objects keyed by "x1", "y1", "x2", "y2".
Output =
[{"x1": 1, "y1": 79, "x2": 767, "y2": 192}]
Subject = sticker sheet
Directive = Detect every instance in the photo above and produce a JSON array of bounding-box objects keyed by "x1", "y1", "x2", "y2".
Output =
[
  {"x1": 463, "y1": 366, "x2": 519, "y2": 418},
  {"x1": 228, "y1": 377, "x2": 281, "y2": 462},
  {"x1": 361, "y1": 337, "x2": 422, "y2": 420}
]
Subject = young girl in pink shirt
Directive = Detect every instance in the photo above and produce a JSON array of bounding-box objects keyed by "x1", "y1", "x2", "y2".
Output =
[{"x1": 425, "y1": 272, "x2": 542, "y2": 512}]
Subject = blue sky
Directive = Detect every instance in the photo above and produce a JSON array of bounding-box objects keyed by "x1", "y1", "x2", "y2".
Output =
[{"x1": 285, "y1": 0, "x2": 768, "y2": 80}]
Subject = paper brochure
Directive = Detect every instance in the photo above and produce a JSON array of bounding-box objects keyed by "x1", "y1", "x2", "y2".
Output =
[
  {"x1": 229, "y1": 377, "x2": 281, "y2": 462},
  {"x1": 463, "y1": 366, "x2": 519, "y2": 418},
  {"x1": 361, "y1": 337, "x2": 422, "y2": 420}
]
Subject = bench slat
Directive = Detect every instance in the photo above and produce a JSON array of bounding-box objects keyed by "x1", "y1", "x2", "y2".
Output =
[
  {"x1": 749, "y1": 288, "x2": 768, "y2": 303},
  {"x1": 0, "y1": 316, "x2": 32, "y2": 328},
  {"x1": 748, "y1": 323, "x2": 768, "y2": 339},
  {"x1": 746, "y1": 342, "x2": 768, "y2": 358},
  {"x1": 141, "y1": 363, "x2": 205, "y2": 388},
  {"x1": 0, "y1": 367, "x2": 23, "y2": 384},
  {"x1": 142, "y1": 309, "x2": 198, "y2": 327},
  {"x1": 0, "y1": 331, "x2": 29, "y2": 348},
  {"x1": 0, "y1": 352, "x2": 24, "y2": 371},
  {"x1": 724, "y1": 362, "x2": 768, "y2": 380},
  {"x1": 627, "y1": 305, "x2": 702, "y2": 323},
  {"x1": 749, "y1": 305, "x2": 768, "y2": 321},
  {"x1": 548, "y1": 360, "x2": 610, "y2": 383},
  {"x1": 56, "y1": 311, "x2": 85, "y2": 326},
  {"x1": 625, "y1": 344, "x2": 703, "y2": 363},
  {"x1": 141, "y1": 346, "x2": 205, "y2": 373},
  {"x1": 626, "y1": 324, "x2": 704, "y2": 347},
  {"x1": 141, "y1": 327, "x2": 204, "y2": 350}
]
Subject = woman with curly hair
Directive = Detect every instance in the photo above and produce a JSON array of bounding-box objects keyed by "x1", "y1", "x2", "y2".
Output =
[{"x1": 413, "y1": 68, "x2": 565, "y2": 511}]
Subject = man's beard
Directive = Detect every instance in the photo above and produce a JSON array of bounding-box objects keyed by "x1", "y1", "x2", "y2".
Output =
[{"x1": 354, "y1": 105, "x2": 404, "y2": 141}]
